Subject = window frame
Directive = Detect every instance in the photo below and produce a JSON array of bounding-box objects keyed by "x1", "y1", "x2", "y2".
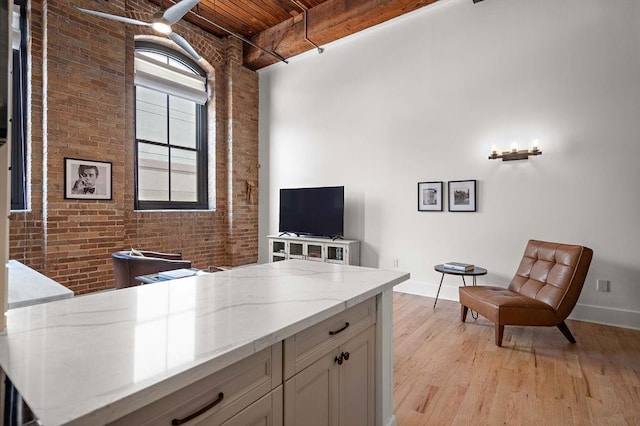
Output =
[
  {"x1": 11, "y1": 0, "x2": 27, "y2": 211},
  {"x1": 134, "y1": 41, "x2": 208, "y2": 211}
]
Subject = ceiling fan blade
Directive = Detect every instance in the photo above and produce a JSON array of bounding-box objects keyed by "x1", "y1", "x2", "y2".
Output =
[
  {"x1": 167, "y1": 32, "x2": 201, "y2": 61},
  {"x1": 163, "y1": 0, "x2": 200, "y2": 25},
  {"x1": 77, "y1": 8, "x2": 151, "y2": 27}
]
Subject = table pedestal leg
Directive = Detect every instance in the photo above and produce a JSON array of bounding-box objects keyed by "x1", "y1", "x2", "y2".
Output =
[
  {"x1": 433, "y1": 273, "x2": 445, "y2": 308},
  {"x1": 470, "y1": 276, "x2": 478, "y2": 319},
  {"x1": 435, "y1": 272, "x2": 479, "y2": 319}
]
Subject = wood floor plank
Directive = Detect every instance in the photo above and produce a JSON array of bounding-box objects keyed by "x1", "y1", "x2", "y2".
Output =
[{"x1": 392, "y1": 292, "x2": 640, "y2": 425}]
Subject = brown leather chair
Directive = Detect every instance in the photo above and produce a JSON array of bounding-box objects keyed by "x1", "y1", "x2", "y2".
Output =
[
  {"x1": 112, "y1": 250, "x2": 192, "y2": 289},
  {"x1": 459, "y1": 240, "x2": 593, "y2": 347}
]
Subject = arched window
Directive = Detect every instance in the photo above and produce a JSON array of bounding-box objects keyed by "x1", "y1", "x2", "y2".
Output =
[{"x1": 134, "y1": 42, "x2": 208, "y2": 210}]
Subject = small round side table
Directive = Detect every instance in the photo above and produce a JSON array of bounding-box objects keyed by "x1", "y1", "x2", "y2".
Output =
[{"x1": 433, "y1": 264, "x2": 487, "y2": 318}]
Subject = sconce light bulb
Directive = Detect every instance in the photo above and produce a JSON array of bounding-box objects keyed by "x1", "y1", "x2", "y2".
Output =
[
  {"x1": 491, "y1": 144, "x2": 497, "y2": 154},
  {"x1": 532, "y1": 139, "x2": 540, "y2": 151},
  {"x1": 511, "y1": 142, "x2": 518, "y2": 153}
]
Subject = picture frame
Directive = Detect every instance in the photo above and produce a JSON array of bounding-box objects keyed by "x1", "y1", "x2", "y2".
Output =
[
  {"x1": 64, "y1": 158, "x2": 112, "y2": 200},
  {"x1": 418, "y1": 181, "x2": 443, "y2": 211},
  {"x1": 448, "y1": 180, "x2": 477, "y2": 212}
]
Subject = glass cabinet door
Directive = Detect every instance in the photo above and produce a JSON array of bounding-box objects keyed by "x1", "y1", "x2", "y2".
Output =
[
  {"x1": 306, "y1": 244, "x2": 323, "y2": 261},
  {"x1": 326, "y1": 245, "x2": 346, "y2": 263},
  {"x1": 272, "y1": 240, "x2": 286, "y2": 255},
  {"x1": 270, "y1": 240, "x2": 287, "y2": 262},
  {"x1": 289, "y1": 242, "x2": 305, "y2": 259}
]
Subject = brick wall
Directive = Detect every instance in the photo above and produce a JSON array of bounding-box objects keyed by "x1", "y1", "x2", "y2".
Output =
[{"x1": 8, "y1": 0, "x2": 259, "y2": 294}]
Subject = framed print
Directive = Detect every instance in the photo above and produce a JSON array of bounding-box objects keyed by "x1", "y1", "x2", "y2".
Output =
[
  {"x1": 448, "y1": 180, "x2": 477, "y2": 212},
  {"x1": 64, "y1": 158, "x2": 112, "y2": 200},
  {"x1": 418, "y1": 181, "x2": 443, "y2": 211}
]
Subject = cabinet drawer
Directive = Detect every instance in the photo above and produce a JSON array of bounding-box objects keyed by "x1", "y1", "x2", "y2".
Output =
[
  {"x1": 110, "y1": 343, "x2": 282, "y2": 426},
  {"x1": 283, "y1": 298, "x2": 375, "y2": 379},
  {"x1": 221, "y1": 385, "x2": 283, "y2": 426}
]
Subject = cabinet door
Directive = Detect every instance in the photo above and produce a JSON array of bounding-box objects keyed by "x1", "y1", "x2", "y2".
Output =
[
  {"x1": 325, "y1": 245, "x2": 346, "y2": 264},
  {"x1": 289, "y1": 242, "x2": 305, "y2": 259},
  {"x1": 284, "y1": 349, "x2": 339, "y2": 426},
  {"x1": 270, "y1": 239, "x2": 287, "y2": 263},
  {"x1": 222, "y1": 386, "x2": 283, "y2": 426},
  {"x1": 305, "y1": 243, "x2": 324, "y2": 261},
  {"x1": 284, "y1": 327, "x2": 376, "y2": 426},
  {"x1": 338, "y1": 326, "x2": 375, "y2": 426}
]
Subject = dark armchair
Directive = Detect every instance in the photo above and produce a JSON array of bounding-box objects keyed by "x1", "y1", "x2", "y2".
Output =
[
  {"x1": 459, "y1": 240, "x2": 593, "y2": 347},
  {"x1": 112, "y1": 250, "x2": 192, "y2": 289}
]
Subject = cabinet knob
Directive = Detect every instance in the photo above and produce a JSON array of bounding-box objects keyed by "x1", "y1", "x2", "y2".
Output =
[
  {"x1": 342, "y1": 351, "x2": 350, "y2": 361},
  {"x1": 334, "y1": 354, "x2": 344, "y2": 365}
]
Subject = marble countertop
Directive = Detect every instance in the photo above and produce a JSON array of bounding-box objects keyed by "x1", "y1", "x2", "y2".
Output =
[
  {"x1": 7, "y1": 260, "x2": 74, "y2": 309},
  {"x1": 0, "y1": 260, "x2": 409, "y2": 426}
]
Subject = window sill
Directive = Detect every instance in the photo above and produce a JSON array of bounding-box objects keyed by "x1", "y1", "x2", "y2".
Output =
[{"x1": 133, "y1": 209, "x2": 216, "y2": 213}]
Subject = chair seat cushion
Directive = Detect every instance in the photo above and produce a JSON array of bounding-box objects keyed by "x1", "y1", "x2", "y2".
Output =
[{"x1": 459, "y1": 286, "x2": 561, "y2": 326}]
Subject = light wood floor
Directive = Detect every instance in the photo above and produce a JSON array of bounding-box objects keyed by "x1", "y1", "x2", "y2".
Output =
[{"x1": 392, "y1": 292, "x2": 640, "y2": 426}]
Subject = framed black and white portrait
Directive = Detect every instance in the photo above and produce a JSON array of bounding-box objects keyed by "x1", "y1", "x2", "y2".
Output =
[
  {"x1": 64, "y1": 158, "x2": 112, "y2": 200},
  {"x1": 418, "y1": 181, "x2": 443, "y2": 212},
  {"x1": 448, "y1": 180, "x2": 477, "y2": 212}
]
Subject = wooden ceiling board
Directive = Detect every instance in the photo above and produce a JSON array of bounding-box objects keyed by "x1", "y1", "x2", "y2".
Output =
[
  {"x1": 142, "y1": 0, "x2": 441, "y2": 69},
  {"x1": 245, "y1": 0, "x2": 441, "y2": 69}
]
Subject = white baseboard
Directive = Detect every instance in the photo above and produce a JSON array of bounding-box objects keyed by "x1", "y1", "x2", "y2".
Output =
[
  {"x1": 393, "y1": 279, "x2": 640, "y2": 331},
  {"x1": 393, "y1": 279, "x2": 461, "y2": 305},
  {"x1": 569, "y1": 304, "x2": 640, "y2": 331}
]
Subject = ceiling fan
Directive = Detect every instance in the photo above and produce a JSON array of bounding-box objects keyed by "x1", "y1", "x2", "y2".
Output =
[{"x1": 78, "y1": 0, "x2": 202, "y2": 61}]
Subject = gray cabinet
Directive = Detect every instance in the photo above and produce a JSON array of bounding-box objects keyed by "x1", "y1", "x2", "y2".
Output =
[
  {"x1": 282, "y1": 299, "x2": 376, "y2": 426},
  {"x1": 283, "y1": 326, "x2": 375, "y2": 426}
]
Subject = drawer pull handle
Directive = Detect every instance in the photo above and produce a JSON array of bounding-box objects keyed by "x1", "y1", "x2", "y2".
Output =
[
  {"x1": 171, "y1": 392, "x2": 224, "y2": 425},
  {"x1": 329, "y1": 322, "x2": 350, "y2": 336}
]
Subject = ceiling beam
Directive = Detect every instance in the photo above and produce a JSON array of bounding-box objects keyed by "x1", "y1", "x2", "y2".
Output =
[{"x1": 244, "y1": 0, "x2": 441, "y2": 70}]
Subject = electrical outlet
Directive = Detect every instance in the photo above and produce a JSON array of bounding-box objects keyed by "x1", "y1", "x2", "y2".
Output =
[
  {"x1": 393, "y1": 259, "x2": 399, "y2": 268},
  {"x1": 596, "y1": 279, "x2": 610, "y2": 292}
]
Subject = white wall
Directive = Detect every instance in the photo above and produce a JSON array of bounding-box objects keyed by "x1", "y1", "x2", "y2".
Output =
[{"x1": 258, "y1": 0, "x2": 640, "y2": 329}]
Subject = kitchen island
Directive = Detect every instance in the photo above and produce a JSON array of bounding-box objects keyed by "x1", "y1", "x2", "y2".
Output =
[{"x1": 0, "y1": 260, "x2": 408, "y2": 426}]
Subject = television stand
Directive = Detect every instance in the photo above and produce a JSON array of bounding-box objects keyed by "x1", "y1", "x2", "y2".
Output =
[{"x1": 268, "y1": 235, "x2": 360, "y2": 265}]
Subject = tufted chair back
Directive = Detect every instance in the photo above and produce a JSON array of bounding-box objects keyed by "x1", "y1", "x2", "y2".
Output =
[{"x1": 508, "y1": 240, "x2": 593, "y2": 320}]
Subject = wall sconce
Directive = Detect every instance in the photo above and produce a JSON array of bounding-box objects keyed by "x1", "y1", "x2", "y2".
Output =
[{"x1": 489, "y1": 140, "x2": 542, "y2": 161}]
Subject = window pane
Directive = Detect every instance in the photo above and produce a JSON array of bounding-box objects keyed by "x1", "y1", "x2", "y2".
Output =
[
  {"x1": 170, "y1": 149, "x2": 198, "y2": 202},
  {"x1": 139, "y1": 51, "x2": 167, "y2": 64},
  {"x1": 169, "y1": 57, "x2": 193, "y2": 73},
  {"x1": 138, "y1": 143, "x2": 169, "y2": 201},
  {"x1": 169, "y1": 96, "x2": 196, "y2": 149},
  {"x1": 136, "y1": 87, "x2": 167, "y2": 144}
]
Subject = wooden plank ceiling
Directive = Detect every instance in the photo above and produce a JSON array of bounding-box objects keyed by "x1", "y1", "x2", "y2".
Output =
[{"x1": 147, "y1": 0, "x2": 442, "y2": 70}]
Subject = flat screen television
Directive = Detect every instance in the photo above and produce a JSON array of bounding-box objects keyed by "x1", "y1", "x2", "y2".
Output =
[{"x1": 279, "y1": 186, "x2": 344, "y2": 238}]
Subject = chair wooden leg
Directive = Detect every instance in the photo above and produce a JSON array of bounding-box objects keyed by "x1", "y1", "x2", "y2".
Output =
[
  {"x1": 461, "y1": 305, "x2": 468, "y2": 322},
  {"x1": 495, "y1": 324, "x2": 504, "y2": 347},
  {"x1": 557, "y1": 321, "x2": 576, "y2": 343}
]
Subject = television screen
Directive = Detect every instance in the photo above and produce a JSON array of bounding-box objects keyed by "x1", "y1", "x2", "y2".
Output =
[{"x1": 279, "y1": 186, "x2": 344, "y2": 238}]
